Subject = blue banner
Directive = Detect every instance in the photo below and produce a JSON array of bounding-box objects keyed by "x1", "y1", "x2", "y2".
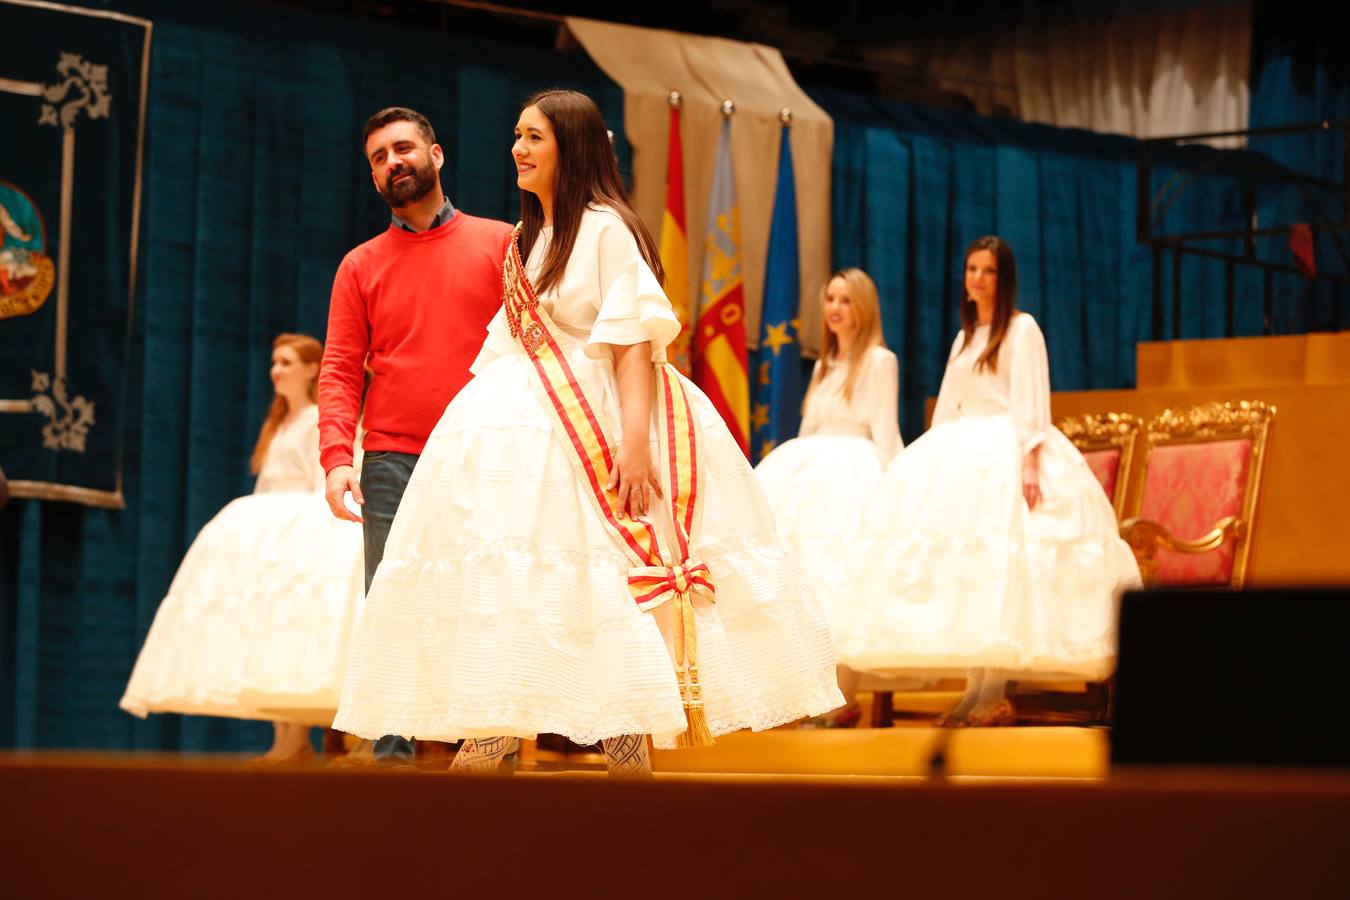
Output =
[
  {"x1": 751, "y1": 123, "x2": 802, "y2": 463},
  {"x1": 0, "y1": 1, "x2": 150, "y2": 507}
]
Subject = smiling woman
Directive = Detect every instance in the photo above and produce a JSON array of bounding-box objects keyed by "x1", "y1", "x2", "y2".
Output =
[
  {"x1": 510, "y1": 89, "x2": 659, "y2": 299},
  {"x1": 754, "y1": 268, "x2": 901, "y2": 728},
  {"x1": 512, "y1": 105, "x2": 558, "y2": 213}
]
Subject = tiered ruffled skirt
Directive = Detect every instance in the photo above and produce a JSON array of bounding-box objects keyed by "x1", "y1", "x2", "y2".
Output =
[
  {"x1": 333, "y1": 339, "x2": 841, "y2": 748},
  {"x1": 834, "y1": 415, "x2": 1141, "y2": 680},
  {"x1": 120, "y1": 492, "x2": 365, "y2": 725},
  {"x1": 754, "y1": 433, "x2": 885, "y2": 642}
]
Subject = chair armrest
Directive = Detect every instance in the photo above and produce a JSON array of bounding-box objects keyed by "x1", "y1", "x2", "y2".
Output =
[{"x1": 1119, "y1": 516, "x2": 1247, "y2": 585}]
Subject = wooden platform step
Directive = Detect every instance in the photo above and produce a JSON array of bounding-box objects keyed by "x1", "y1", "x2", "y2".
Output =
[{"x1": 651, "y1": 726, "x2": 1109, "y2": 779}]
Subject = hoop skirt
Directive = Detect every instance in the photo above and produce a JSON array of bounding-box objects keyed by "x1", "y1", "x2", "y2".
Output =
[
  {"x1": 755, "y1": 346, "x2": 901, "y2": 632},
  {"x1": 833, "y1": 316, "x2": 1141, "y2": 680},
  {"x1": 333, "y1": 208, "x2": 841, "y2": 748},
  {"x1": 120, "y1": 406, "x2": 366, "y2": 724}
]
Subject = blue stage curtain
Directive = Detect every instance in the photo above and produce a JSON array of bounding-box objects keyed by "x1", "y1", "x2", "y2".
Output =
[
  {"x1": 1248, "y1": 1, "x2": 1350, "y2": 334},
  {"x1": 0, "y1": 6, "x2": 624, "y2": 751},
  {"x1": 814, "y1": 89, "x2": 1293, "y2": 444}
]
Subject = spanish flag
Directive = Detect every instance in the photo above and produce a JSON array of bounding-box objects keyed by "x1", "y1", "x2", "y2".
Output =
[
  {"x1": 694, "y1": 115, "x2": 749, "y2": 454},
  {"x1": 659, "y1": 96, "x2": 692, "y2": 376}
]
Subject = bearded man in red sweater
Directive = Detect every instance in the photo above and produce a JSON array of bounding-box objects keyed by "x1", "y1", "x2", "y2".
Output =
[{"x1": 319, "y1": 107, "x2": 512, "y2": 764}]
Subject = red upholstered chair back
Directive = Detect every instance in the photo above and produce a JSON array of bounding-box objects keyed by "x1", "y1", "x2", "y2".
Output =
[
  {"x1": 1122, "y1": 401, "x2": 1274, "y2": 590},
  {"x1": 1081, "y1": 447, "x2": 1123, "y2": 507},
  {"x1": 1056, "y1": 413, "x2": 1141, "y2": 521},
  {"x1": 1138, "y1": 438, "x2": 1253, "y2": 586}
]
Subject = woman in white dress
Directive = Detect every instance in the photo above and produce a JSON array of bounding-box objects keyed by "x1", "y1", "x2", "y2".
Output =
[
  {"x1": 121, "y1": 334, "x2": 366, "y2": 763},
  {"x1": 837, "y1": 237, "x2": 1141, "y2": 726},
  {"x1": 333, "y1": 89, "x2": 840, "y2": 776},
  {"x1": 755, "y1": 268, "x2": 900, "y2": 726}
]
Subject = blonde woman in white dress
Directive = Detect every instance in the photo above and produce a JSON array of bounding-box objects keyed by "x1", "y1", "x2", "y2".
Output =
[
  {"x1": 333, "y1": 89, "x2": 840, "y2": 776},
  {"x1": 755, "y1": 268, "x2": 900, "y2": 727},
  {"x1": 838, "y1": 237, "x2": 1141, "y2": 726},
  {"x1": 121, "y1": 334, "x2": 366, "y2": 763}
]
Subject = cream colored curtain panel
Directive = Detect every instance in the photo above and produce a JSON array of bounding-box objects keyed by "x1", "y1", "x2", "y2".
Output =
[
  {"x1": 565, "y1": 17, "x2": 833, "y2": 354},
  {"x1": 882, "y1": 4, "x2": 1251, "y2": 145}
]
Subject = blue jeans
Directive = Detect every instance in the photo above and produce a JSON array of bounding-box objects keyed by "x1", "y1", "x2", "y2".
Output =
[{"x1": 360, "y1": 449, "x2": 420, "y2": 762}]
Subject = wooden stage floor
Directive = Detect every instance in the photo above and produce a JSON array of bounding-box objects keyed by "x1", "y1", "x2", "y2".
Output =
[
  {"x1": 649, "y1": 723, "x2": 1109, "y2": 778},
  {"x1": 5, "y1": 727, "x2": 1350, "y2": 899}
]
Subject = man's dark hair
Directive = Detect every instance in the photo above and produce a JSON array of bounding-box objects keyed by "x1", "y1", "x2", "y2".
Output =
[{"x1": 362, "y1": 107, "x2": 436, "y2": 155}]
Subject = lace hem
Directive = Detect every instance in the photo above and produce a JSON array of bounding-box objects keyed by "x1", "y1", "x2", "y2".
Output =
[{"x1": 334, "y1": 667, "x2": 841, "y2": 749}]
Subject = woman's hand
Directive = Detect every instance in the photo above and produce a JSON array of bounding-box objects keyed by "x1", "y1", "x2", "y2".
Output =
[
  {"x1": 1021, "y1": 448, "x2": 1043, "y2": 510},
  {"x1": 607, "y1": 441, "x2": 662, "y2": 518},
  {"x1": 608, "y1": 339, "x2": 663, "y2": 518}
]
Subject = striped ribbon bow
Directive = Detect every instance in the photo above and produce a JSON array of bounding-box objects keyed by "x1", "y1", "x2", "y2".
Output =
[{"x1": 628, "y1": 560, "x2": 715, "y2": 611}]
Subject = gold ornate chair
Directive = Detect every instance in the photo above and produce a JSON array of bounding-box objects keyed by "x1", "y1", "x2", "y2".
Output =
[
  {"x1": 1120, "y1": 401, "x2": 1275, "y2": 589},
  {"x1": 1056, "y1": 412, "x2": 1142, "y2": 521}
]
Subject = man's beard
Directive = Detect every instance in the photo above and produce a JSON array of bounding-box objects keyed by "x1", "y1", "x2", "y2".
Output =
[{"x1": 379, "y1": 161, "x2": 438, "y2": 209}]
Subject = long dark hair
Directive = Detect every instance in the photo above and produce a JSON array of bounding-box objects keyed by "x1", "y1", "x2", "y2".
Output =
[
  {"x1": 957, "y1": 235, "x2": 1017, "y2": 373},
  {"x1": 518, "y1": 89, "x2": 663, "y2": 294}
]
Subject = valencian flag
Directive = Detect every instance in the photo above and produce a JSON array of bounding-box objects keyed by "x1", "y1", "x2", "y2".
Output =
[
  {"x1": 659, "y1": 93, "x2": 692, "y2": 376},
  {"x1": 751, "y1": 119, "x2": 802, "y2": 464},
  {"x1": 0, "y1": 2, "x2": 151, "y2": 507},
  {"x1": 694, "y1": 112, "x2": 749, "y2": 454}
]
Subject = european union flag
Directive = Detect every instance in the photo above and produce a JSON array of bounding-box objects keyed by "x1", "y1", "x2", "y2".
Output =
[{"x1": 751, "y1": 121, "x2": 801, "y2": 463}]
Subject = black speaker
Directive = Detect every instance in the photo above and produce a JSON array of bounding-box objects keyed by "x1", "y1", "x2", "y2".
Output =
[{"x1": 1112, "y1": 587, "x2": 1350, "y2": 766}]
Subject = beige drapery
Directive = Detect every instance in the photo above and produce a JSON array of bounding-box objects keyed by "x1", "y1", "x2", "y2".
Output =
[
  {"x1": 873, "y1": 4, "x2": 1251, "y2": 146},
  {"x1": 565, "y1": 17, "x2": 833, "y2": 355}
]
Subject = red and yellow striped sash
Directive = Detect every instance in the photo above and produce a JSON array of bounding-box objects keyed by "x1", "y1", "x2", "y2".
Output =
[{"x1": 502, "y1": 225, "x2": 715, "y2": 747}]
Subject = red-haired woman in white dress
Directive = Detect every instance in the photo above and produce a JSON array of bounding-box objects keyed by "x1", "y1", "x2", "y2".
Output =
[{"x1": 122, "y1": 333, "x2": 365, "y2": 762}]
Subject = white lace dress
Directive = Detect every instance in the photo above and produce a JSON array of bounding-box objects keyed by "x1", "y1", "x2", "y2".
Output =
[
  {"x1": 120, "y1": 405, "x2": 366, "y2": 725},
  {"x1": 333, "y1": 206, "x2": 841, "y2": 748},
  {"x1": 837, "y1": 314, "x2": 1141, "y2": 680},
  {"x1": 754, "y1": 345, "x2": 901, "y2": 636}
]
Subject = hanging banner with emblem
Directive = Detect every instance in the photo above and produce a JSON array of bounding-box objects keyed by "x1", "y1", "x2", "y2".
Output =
[{"x1": 0, "y1": 0, "x2": 151, "y2": 507}]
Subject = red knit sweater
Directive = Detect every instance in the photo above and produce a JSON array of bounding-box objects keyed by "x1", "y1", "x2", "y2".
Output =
[{"x1": 318, "y1": 213, "x2": 513, "y2": 472}]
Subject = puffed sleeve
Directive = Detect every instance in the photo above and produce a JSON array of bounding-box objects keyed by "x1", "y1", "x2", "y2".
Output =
[
  {"x1": 865, "y1": 348, "x2": 903, "y2": 463},
  {"x1": 585, "y1": 211, "x2": 681, "y2": 363},
  {"x1": 797, "y1": 359, "x2": 824, "y2": 437},
  {"x1": 1008, "y1": 314, "x2": 1051, "y2": 454},
  {"x1": 928, "y1": 332, "x2": 966, "y2": 428}
]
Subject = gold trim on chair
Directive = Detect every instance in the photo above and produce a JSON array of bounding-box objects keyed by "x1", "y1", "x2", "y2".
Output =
[
  {"x1": 1120, "y1": 400, "x2": 1274, "y2": 589},
  {"x1": 1056, "y1": 411, "x2": 1142, "y2": 520}
]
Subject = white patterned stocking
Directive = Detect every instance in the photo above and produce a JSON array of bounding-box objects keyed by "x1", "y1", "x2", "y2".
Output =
[
  {"x1": 448, "y1": 736, "x2": 519, "y2": 774},
  {"x1": 601, "y1": 734, "x2": 653, "y2": 779}
]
